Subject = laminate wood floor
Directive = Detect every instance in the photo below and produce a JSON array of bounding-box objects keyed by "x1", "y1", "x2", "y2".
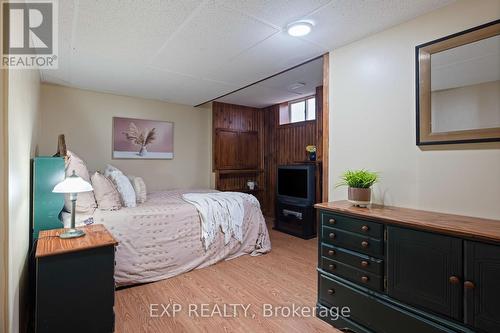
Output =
[{"x1": 114, "y1": 226, "x2": 340, "y2": 333}]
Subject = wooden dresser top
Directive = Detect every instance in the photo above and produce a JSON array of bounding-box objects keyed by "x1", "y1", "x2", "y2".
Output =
[
  {"x1": 36, "y1": 224, "x2": 118, "y2": 258},
  {"x1": 315, "y1": 201, "x2": 500, "y2": 243}
]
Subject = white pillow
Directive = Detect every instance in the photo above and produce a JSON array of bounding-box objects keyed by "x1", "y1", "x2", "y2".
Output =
[
  {"x1": 104, "y1": 164, "x2": 120, "y2": 178},
  {"x1": 108, "y1": 170, "x2": 136, "y2": 207},
  {"x1": 128, "y1": 175, "x2": 147, "y2": 204}
]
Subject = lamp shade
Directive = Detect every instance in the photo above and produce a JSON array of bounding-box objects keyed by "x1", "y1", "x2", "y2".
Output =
[{"x1": 53, "y1": 171, "x2": 93, "y2": 194}]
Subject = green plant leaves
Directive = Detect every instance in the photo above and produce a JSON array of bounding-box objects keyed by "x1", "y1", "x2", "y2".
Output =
[{"x1": 336, "y1": 169, "x2": 379, "y2": 189}]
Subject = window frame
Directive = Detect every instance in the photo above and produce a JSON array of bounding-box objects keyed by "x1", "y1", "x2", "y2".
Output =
[{"x1": 287, "y1": 95, "x2": 316, "y2": 124}]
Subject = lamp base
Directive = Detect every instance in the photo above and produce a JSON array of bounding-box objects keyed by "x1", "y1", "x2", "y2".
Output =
[{"x1": 59, "y1": 228, "x2": 85, "y2": 239}]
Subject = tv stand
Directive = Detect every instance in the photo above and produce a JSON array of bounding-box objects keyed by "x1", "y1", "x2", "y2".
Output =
[{"x1": 275, "y1": 201, "x2": 316, "y2": 239}]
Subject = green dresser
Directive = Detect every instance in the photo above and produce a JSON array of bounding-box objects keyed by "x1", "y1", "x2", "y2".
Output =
[
  {"x1": 32, "y1": 157, "x2": 65, "y2": 240},
  {"x1": 316, "y1": 201, "x2": 500, "y2": 333}
]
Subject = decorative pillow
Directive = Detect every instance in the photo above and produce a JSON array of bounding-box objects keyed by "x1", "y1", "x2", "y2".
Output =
[
  {"x1": 128, "y1": 175, "x2": 147, "y2": 204},
  {"x1": 65, "y1": 151, "x2": 97, "y2": 213},
  {"x1": 108, "y1": 170, "x2": 136, "y2": 208},
  {"x1": 91, "y1": 172, "x2": 122, "y2": 210},
  {"x1": 104, "y1": 164, "x2": 120, "y2": 178}
]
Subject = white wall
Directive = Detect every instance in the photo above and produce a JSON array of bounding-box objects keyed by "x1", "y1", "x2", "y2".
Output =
[
  {"x1": 7, "y1": 68, "x2": 41, "y2": 333},
  {"x1": 39, "y1": 84, "x2": 212, "y2": 191},
  {"x1": 329, "y1": 0, "x2": 500, "y2": 219}
]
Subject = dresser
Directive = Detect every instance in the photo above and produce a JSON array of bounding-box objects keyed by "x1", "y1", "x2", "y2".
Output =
[
  {"x1": 315, "y1": 201, "x2": 500, "y2": 333},
  {"x1": 35, "y1": 224, "x2": 118, "y2": 333}
]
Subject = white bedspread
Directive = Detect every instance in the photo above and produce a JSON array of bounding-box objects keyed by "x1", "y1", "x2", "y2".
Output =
[{"x1": 183, "y1": 192, "x2": 257, "y2": 250}]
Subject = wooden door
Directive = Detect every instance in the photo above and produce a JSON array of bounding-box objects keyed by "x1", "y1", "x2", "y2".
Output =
[
  {"x1": 387, "y1": 226, "x2": 463, "y2": 321},
  {"x1": 215, "y1": 130, "x2": 239, "y2": 169},
  {"x1": 238, "y1": 131, "x2": 259, "y2": 169},
  {"x1": 464, "y1": 241, "x2": 500, "y2": 332}
]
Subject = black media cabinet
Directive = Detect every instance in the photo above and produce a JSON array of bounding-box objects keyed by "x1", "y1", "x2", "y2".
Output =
[{"x1": 274, "y1": 201, "x2": 316, "y2": 239}]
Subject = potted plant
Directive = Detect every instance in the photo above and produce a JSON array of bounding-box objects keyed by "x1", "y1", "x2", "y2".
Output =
[
  {"x1": 337, "y1": 169, "x2": 379, "y2": 207},
  {"x1": 306, "y1": 145, "x2": 317, "y2": 161}
]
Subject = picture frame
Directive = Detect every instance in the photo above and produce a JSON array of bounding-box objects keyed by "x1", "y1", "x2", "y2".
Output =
[{"x1": 112, "y1": 117, "x2": 174, "y2": 159}]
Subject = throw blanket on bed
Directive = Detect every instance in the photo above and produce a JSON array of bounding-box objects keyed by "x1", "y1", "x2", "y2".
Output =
[{"x1": 183, "y1": 192, "x2": 258, "y2": 250}]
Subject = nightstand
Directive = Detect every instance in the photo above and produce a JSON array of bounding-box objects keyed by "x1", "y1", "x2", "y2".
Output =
[{"x1": 35, "y1": 224, "x2": 118, "y2": 333}]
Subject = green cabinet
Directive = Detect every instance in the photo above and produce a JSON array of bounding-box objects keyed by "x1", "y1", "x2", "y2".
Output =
[
  {"x1": 464, "y1": 241, "x2": 500, "y2": 332},
  {"x1": 316, "y1": 207, "x2": 499, "y2": 333},
  {"x1": 387, "y1": 226, "x2": 463, "y2": 321}
]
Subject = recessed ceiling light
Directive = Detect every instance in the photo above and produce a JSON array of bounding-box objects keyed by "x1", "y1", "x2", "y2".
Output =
[{"x1": 287, "y1": 21, "x2": 313, "y2": 37}]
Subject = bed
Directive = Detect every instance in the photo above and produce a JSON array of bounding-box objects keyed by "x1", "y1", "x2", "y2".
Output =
[
  {"x1": 33, "y1": 156, "x2": 271, "y2": 287},
  {"x1": 64, "y1": 189, "x2": 271, "y2": 286}
]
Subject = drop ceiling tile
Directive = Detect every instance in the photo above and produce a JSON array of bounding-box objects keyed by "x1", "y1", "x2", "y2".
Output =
[
  {"x1": 205, "y1": 31, "x2": 325, "y2": 86},
  {"x1": 216, "y1": 56, "x2": 322, "y2": 107},
  {"x1": 221, "y1": 0, "x2": 332, "y2": 28},
  {"x1": 41, "y1": 0, "x2": 460, "y2": 105},
  {"x1": 305, "y1": 0, "x2": 455, "y2": 50},
  {"x1": 149, "y1": 0, "x2": 279, "y2": 77},
  {"x1": 259, "y1": 57, "x2": 322, "y2": 91},
  {"x1": 68, "y1": 49, "x2": 238, "y2": 105},
  {"x1": 40, "y1": 0, "x2": 75, "y2": 83},
  {"x1": 73, "y1": 0, "x2": 203, "y2": 61},
  {"x1": 217, "y1": 83, "x2": 306, "y2": 108}
]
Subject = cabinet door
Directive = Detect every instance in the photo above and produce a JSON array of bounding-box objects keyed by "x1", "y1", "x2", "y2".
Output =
[
  {"x1": 215, "y1": 130, "x2": 239, "y2": 169},
  {"x1": 387, "y1": 226, "x2": 463, "y2": 321},
  {"x1": 464, "y1": 241, "x2": 500, "y2": 333},
  {"x1": 238, "y1": 131, "x2": 259, "y2": 169}
]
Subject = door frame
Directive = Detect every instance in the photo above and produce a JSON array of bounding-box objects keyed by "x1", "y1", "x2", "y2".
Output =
[
  {"x1": 321, "y1": 53, "x2": 329, "y2": 202},
  {"x1": 1, "y1": 67, "x2": 9, "y2": 333}
]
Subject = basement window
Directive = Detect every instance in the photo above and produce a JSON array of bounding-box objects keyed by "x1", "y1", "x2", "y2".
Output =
[{"x1": 281, "y1": 96, "x2": 316, "y2": 125}]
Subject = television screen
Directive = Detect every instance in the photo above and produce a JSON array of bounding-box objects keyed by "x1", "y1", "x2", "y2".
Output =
[{"x1": 278, "y1": 168, "x2": 308, "y2": 199}]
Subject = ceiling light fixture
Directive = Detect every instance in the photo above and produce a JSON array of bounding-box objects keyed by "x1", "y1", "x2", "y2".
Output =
[{"x1": 287, "y1": 20, "x2": 314, "y2": 37}]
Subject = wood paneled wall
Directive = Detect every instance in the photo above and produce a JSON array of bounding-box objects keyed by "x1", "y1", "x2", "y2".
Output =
[
  {"x1": 212, "y1": 102, "x2": 266, "y2": 209},
  {"x1": 212, "y1": 102, "x2": 261, "y2": 133},
  {"x1": 263, "y1": 87, "x2": 324, "y2": 217},
  {"x1": 263, "y1": 104, "x2": 279, "y2": 217},
  {"x1": 212, "y1": 88, "x2": 324, "y2": 218}
]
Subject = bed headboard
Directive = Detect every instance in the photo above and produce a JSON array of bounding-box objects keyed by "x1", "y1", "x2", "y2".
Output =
[{"x1": 32, "y1": 156, "x2": 65, "y2": 240}]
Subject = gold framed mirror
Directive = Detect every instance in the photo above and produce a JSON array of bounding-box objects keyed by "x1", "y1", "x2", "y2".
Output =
[{"x1": 416, "y1": 20, "x2": 500, "y2": 145}]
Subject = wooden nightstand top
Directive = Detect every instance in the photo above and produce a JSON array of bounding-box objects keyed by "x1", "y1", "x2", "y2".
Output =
[{"x1": 36, "y1": 224, "x2": 118, "y2": 258}]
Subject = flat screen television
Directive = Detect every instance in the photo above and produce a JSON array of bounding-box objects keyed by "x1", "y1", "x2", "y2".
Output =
[{"x1": 277, "y1": 164, "x2": 315, "y2": 205}]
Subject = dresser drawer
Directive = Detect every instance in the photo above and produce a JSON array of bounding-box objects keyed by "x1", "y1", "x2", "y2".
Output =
[
  {"x1": 319, "y1": 274, "x2": 458, "y2": 333},
  {"x1": 322, "y1": 226, "x2": 384, "y2": 258},
  {"x1": 321, "y1": 212, "x2": 383, "y2": 239},
  {"x1": 321, "y1": 244, "x2": 383, "y2": 275},
  {"x1": 321, "y1": 257, "x2": 383, "y2": 291}
]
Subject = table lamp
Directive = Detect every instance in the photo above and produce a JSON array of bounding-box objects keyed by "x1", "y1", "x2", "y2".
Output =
[{"x1": 52, "y1": 170, "x2": 93, "y2": 239}]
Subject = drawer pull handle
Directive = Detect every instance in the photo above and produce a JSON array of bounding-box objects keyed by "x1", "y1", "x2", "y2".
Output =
[
  {"x1": 464, "y1": 281, "x2": 475, "y2": 290},
  {"x1": 361, "y1": 225, "x2": 369, "y2": 232},
  {"x1": 328, "y1": 250, "x2": 336, "y2": 256},
  {"x1": 327, "y1": 289, "x2": 335, "y2": 295},
  {"x1": 361, "y1": 276, "x2": 369, "y2": 283},
  {"x1": 329, "y1": 232, "x2": 336, "y2": 239},
  {"x1": 328, "y1": 264, "x2": 336, "y2": 270},
  {"x1": 449, "y1": 276, "x2": 460, "y2": 285},
  {"x1": 361, "y1": 260, "x2": 369, "y2": 267},
  {"x1": 328, "y1": 218, "x2": 336, "y2": 224},
  {"x1": 361, "y1": 241, "x2": 369, "y2": 248}
]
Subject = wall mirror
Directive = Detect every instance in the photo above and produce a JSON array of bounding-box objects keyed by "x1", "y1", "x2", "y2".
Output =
[{"x1": 416, "y1": 20, "x2": 500, "y2": 145}]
